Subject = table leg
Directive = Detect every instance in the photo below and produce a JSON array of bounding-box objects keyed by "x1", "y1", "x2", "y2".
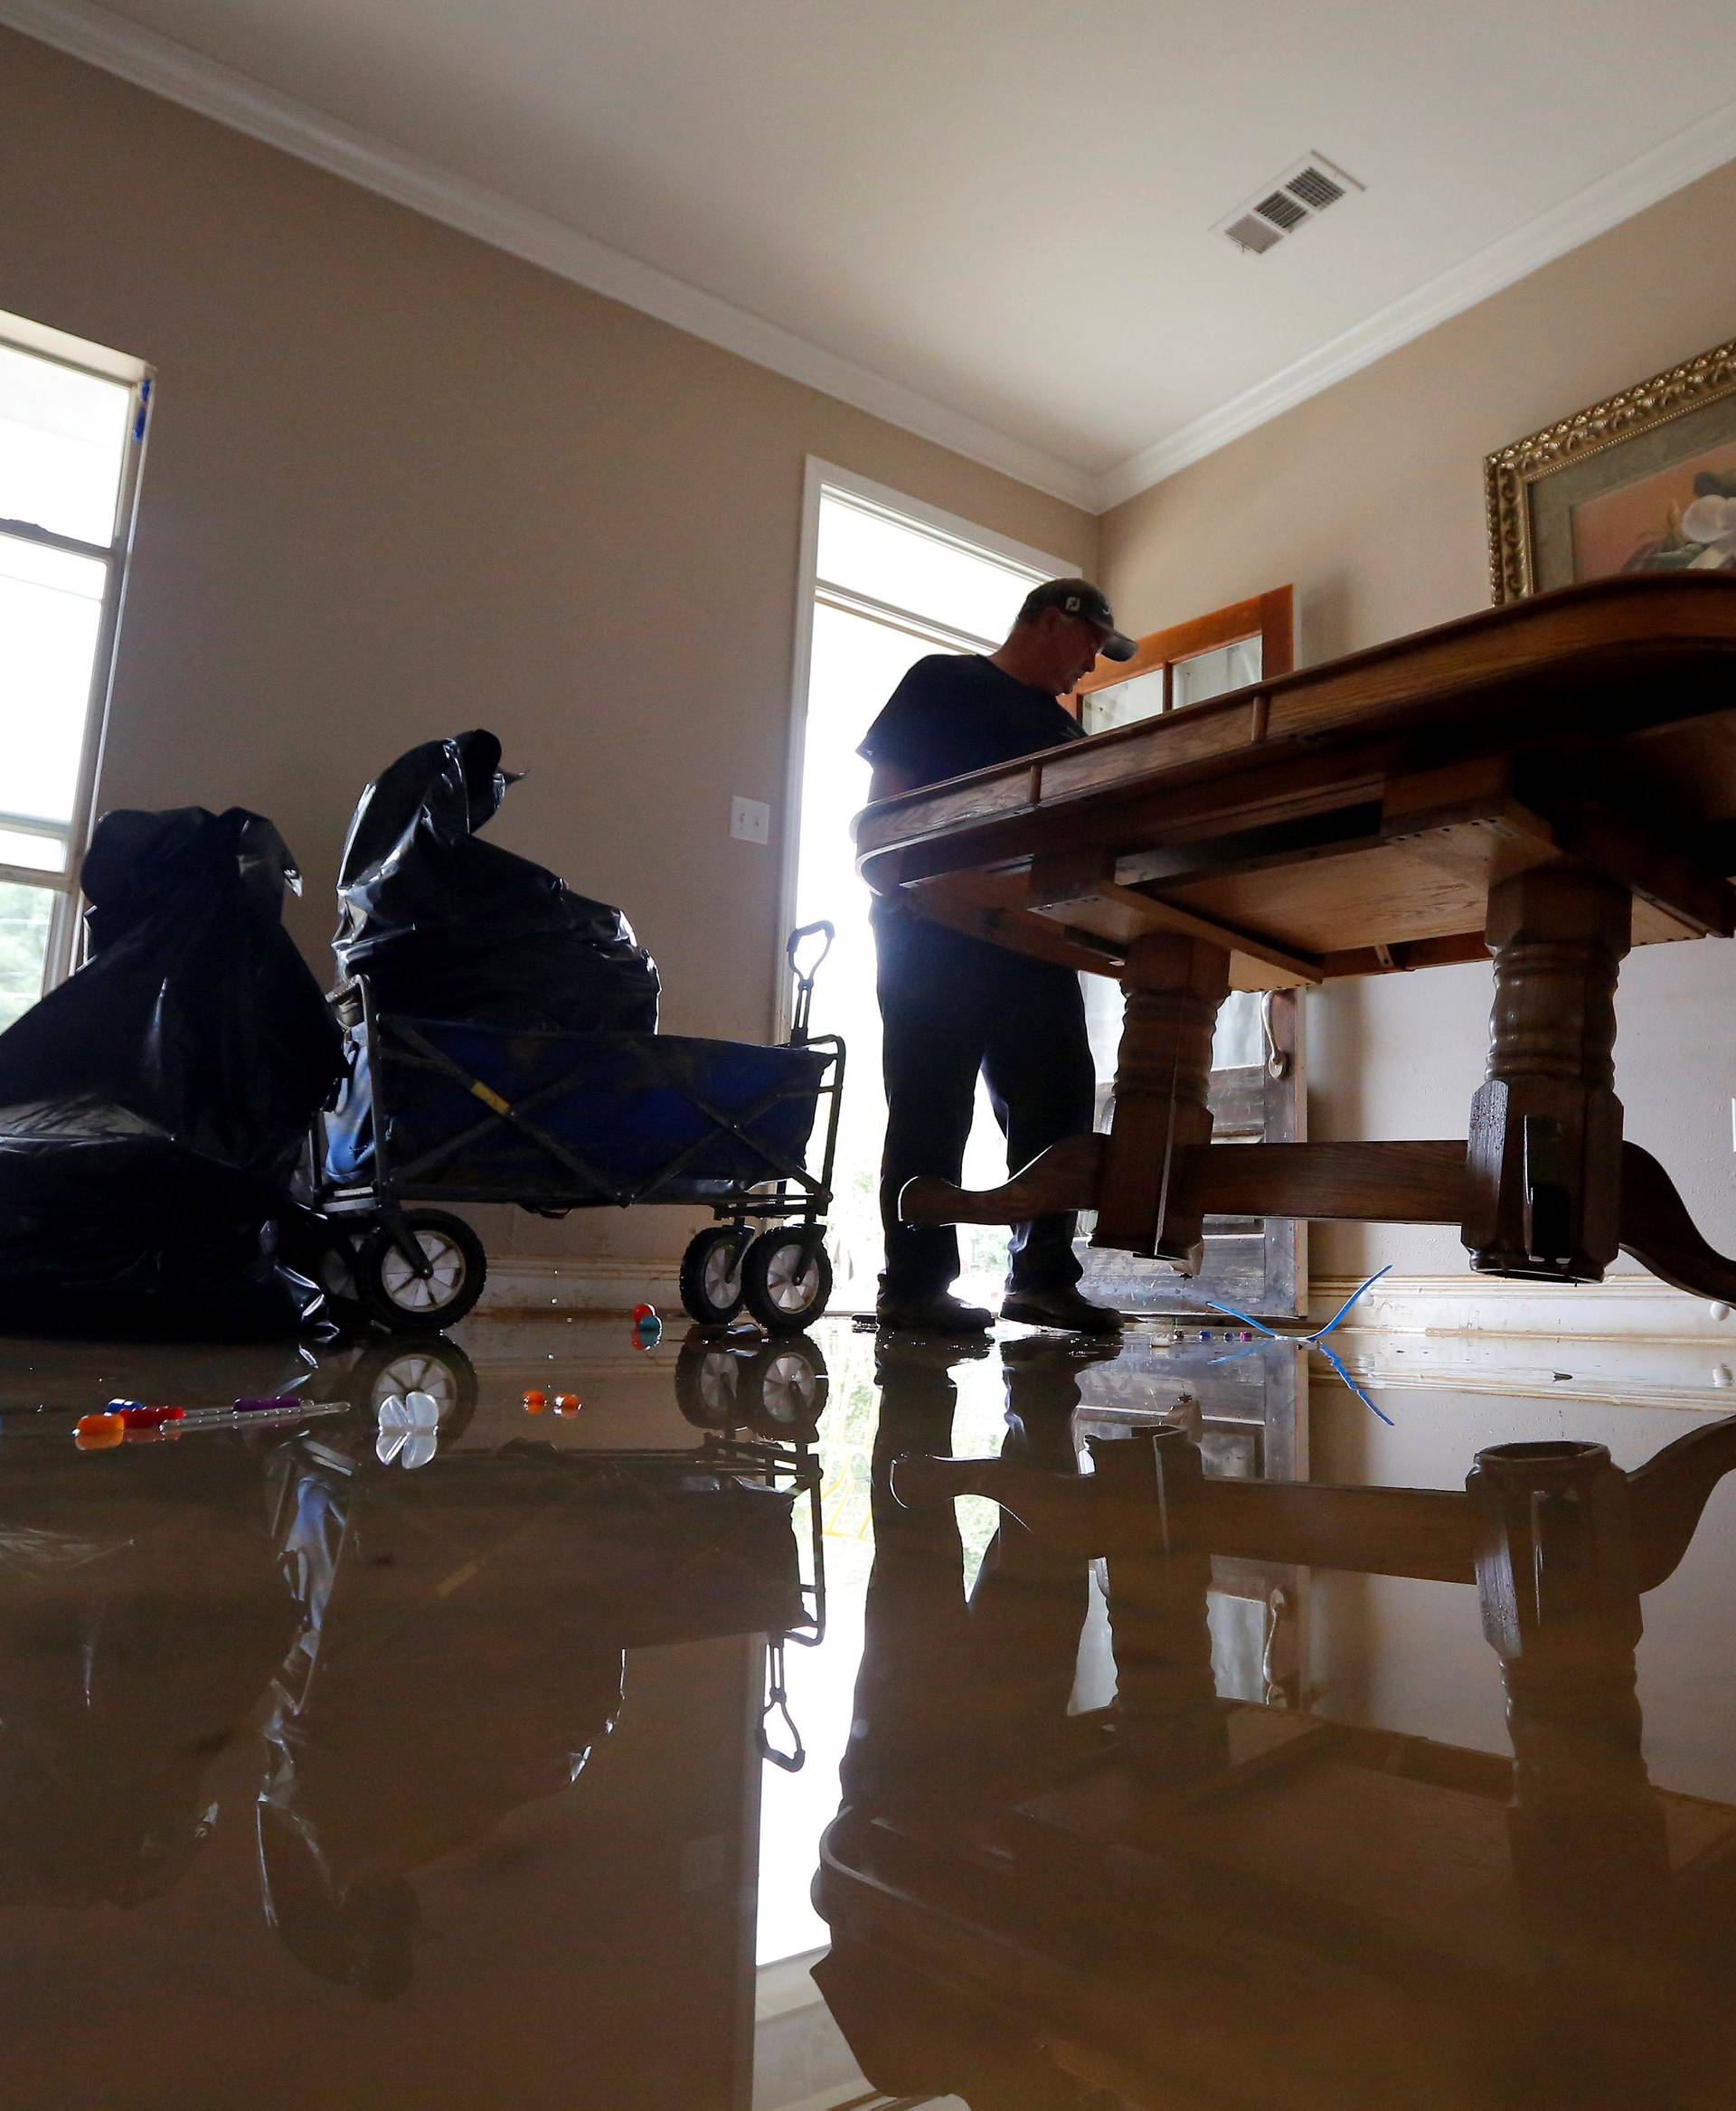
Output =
[
  {"x1": 1090, "y1": 1428, "x2": 1229, "y2": 1783},
  {"x1": 1467, "y1": 1439, "x2": 1668, "y2": 1970},
  {"x1": 1617, "y1": 1140, "x2": 1736, "y2": 1304},
  {"x1": 1465, "y1": 858, "x2": 1630, "y2": 1281},
  {"x1": 1093, "y1": 932, "x2": 1231, "y2": 1269}
]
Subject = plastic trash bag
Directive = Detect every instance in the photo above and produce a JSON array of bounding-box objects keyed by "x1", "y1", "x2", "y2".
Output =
[
  {"x1": 332, "y1": 729, "x2": 659, "y2": 1032},
  {"x1": 0, "y1": 806, "x2": 341, "y2": 1179},
  {"x1": 0, "y1": 806, "x2": 344, "y2": 1334},
  {"x1": 0, "y1": 1155, "x2": 324, "y2": 1336}
]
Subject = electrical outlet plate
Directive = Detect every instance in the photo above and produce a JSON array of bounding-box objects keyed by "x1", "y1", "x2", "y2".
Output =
[{"x1": 731, "y1": 795, "x2": 770, "y2": 844}]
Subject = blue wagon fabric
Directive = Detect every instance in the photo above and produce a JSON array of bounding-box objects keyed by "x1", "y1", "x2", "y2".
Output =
[{"x1": 324, "y1": 1018, "x2": 827, "y2": 1204}]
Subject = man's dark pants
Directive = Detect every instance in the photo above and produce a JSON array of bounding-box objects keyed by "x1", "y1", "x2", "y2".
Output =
[{"x1": 873, "y1": 908, "x2": 1097, "y2": 1301}]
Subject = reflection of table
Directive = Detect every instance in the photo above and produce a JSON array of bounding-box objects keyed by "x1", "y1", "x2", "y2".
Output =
[
  {"x1": 814, "y1": 1418, "x2": 1736, "y2": 2107},
  {"x1": 892, "y1": 1409, "x2": 1736, "y2": 1597},
  {"x1": 855, "y1": 574, "x2": 1736, "y2": 1289}
]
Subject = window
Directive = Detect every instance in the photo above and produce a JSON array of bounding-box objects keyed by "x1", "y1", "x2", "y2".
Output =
[
  {"x1": 0, "y1": 311, "x2": 151, "y2": 1028},
  {"x1": 1075, "y1": 586, "x2": 1293, "y2": 735}
]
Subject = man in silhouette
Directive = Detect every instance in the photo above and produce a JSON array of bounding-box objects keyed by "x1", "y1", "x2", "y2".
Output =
[{"x1": 861, "y1": 580, "x2": 1136, "y2": 1333}]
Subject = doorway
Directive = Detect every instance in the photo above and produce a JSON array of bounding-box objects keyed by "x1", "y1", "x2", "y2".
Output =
[{"x1": 783, "y1": 465, "x2": 1076, "y2": 1309}]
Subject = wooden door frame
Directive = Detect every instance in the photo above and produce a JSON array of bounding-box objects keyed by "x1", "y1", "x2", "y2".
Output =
[{"x1": 1066, "y1": 584, "x2": 1296, "y2": 719}]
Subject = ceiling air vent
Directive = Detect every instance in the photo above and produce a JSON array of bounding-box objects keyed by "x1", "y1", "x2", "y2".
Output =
[
  {"x1": 1222, "y1": 212, "x2": 1283, "y2": 256},
  {"x1": 1215, "y1": 153, "x2": 1363, "y2": 255}
]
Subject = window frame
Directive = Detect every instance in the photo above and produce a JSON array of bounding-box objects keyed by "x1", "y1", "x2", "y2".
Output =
[
  {"x1": 1068, "y1": 585, "x2": 1296, "y2": 728},
  {"x1": 0, "y1": 309, "x2": 154, "y2": 993}
]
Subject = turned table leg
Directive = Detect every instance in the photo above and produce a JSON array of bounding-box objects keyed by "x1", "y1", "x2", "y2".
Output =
[
  {"x1": 1090, "y1": 1428, "x2": 1229, "y2": 1782},
  {"x1": 1467, "y1": 1439, "x2": 1669, "y2": 1969},
  {"x1": 1093, "y1": 932, "x2": 1231, "y2": 1269},
  {"x1": 1465, "y1": 859, "x2": 1630, "y2": 1282}
]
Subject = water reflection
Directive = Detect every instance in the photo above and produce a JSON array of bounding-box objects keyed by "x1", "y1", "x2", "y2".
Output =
[
  {"x1": 811, "y1": 1333, "x2": 1111, "y2": 2107},
  {"x1": 255, "y1": 1427, "x2": 628, "y2": 1999},
  {"x1": 814, "y1": 1340, "x2": 1736, "y2": 2111},
  {"x1": 0, "y1": 1433, "x2": 291, "y2": 1912},
  {"x1": 4, "y1": 1315, "x2": 1736, "y2": 2107},
  {"x1": 0, "y1": 1327, "x2": 817, "y2": 2102}
]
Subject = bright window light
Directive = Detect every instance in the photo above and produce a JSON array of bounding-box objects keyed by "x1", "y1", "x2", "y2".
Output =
[
  {"x1": 0, "y1": 341, "x2": 131, "y2": 547},
  {"x1": 816, "y1": 489, "x2": 1038, "y2": 645},
  {"x1": 0, "y1": 311, "x2": 149, "y2": 1031},
  {"x1": 0, "y1": 536, "x2": 108, "y2": 824}
]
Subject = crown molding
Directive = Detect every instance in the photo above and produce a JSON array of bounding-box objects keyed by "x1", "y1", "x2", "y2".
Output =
[
  {"x1": 9, "y1": 1, "x2": 1733, "y2": 522},
  {"x1": 0, "y1": 0, "x2": 1099, "y2": 512},
  {"x1": 1096, "y1": 94, "x2": 1736, "y2": 513}
]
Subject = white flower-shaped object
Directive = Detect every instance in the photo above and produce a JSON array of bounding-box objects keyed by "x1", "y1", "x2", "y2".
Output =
[
  {"x1": 375, "y1": 1389, "x2": 440, "y2": 1468},
  {"x1": 1681, "y1": 493, "x2": 1736, "y2": 566}
]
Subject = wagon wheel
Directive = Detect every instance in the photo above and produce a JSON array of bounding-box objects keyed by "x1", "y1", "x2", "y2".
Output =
[
  {"x1": 352, "y1": 1336, "x2": 479, "y2": 1438},
  {"x1": 679, "y1": 1224, "x2": 753, "y2": 1325},
  {"x1": 747, "y1": 1335, "x2": 829, "y2": 1437},
  {"x1": 359, "y1": 1210, "x2": 487, "y2": 1334},
  {"x1": 675, "y1": 1335, "x2": 756, "y2": 1431},
  {"x1": 740, "y1": 1230, "x2": 833, "y2": 1334},
  {"x1": 314, "y1": 1225, "x2": 370, "y2": 1324}
]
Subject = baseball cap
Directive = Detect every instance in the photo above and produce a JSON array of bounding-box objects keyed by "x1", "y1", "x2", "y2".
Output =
[{"x1": 1018, "y1": 578, "x2": 1137, "y2": 661}]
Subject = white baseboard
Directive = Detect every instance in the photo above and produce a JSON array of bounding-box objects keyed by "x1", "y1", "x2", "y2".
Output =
[
  {"x1": 1314, "y1": 1271, "x2": 1732, "y2": 1343},
  {"x1": 1316, "y1": 1271, "x2": 1736, "y2": 1410},
  {"x1": 480, "y1": 1262, "x2": 1734, "y2": 1334},
  {"x1": 473, "y1": 1258, "x2": 1736, "y2": 1410},
  {"x1": 477, "y1": 1253, "x2": 684, "y2": 1315}
]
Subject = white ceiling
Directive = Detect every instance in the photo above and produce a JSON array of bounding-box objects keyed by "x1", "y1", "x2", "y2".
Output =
[{"x1": 12, "y1": 0, "x2": 1736, "y2": 509}]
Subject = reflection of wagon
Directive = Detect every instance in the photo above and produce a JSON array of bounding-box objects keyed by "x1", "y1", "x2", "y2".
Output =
[
  {"x1": 675, "y1": 1327, "x2": 830, "y2": 1443},
  {"x1": 307, "y1": 926, "x2": 844, "y2": 1335}
]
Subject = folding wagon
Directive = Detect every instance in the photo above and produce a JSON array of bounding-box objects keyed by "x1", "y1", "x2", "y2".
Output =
[{"x1": 307, "y1": 924, "x2": 844, "y2": 1335}]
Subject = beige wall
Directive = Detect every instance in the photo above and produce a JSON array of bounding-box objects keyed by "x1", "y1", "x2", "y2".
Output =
[
  {"x1": 1102, "y1": 158, "x2": 1736, "y2": 1281},
  {"x1": 0, "y1": 29, "x2": 1091, "y2": 1270}
]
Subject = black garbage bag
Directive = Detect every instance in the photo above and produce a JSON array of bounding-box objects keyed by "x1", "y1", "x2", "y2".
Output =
[
  {"x1": 0, "y1": 806, "x2": 344, "y2": 1334},
  {"x1": 332, "y1": 729, "x2": 658, "y2": 1032}
]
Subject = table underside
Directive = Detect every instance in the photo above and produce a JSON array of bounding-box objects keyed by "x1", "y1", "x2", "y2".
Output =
[{"x1": 857, "y1": 578, "x2": 1736, "y2": 1293}]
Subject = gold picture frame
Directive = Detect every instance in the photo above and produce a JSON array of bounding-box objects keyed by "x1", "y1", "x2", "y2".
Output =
[{"x1": 1485, "y1": 334, "x2": 1736, "y2": 603}]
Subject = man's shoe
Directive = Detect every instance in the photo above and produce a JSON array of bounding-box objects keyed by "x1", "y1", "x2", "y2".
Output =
[
  {"x1": 874, "y1": 1290, "x2": 993, "y2": 1333},
  {"x1": 1000, "y1": 1286, "x2": 1124, "y2": 1334}
]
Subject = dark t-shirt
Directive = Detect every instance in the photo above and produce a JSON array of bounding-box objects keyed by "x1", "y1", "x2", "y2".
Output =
[{"x1": 857, "y1": 654, "x2": 1083, "y2": 788}]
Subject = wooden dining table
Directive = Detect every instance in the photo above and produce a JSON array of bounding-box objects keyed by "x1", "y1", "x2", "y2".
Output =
[{"x1": 854, "y1": 572, "x2": 1736, "y2": 1297}]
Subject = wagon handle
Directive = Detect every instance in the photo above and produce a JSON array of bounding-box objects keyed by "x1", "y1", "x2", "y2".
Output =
[
  {"x1": 786, "y1": 922, "x2": 834, "y2": 1044},
  {"x1": 758, "y1": 1641, "x2": 807, "y2": 1773}
]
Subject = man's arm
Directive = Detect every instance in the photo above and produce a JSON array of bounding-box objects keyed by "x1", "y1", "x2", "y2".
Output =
[{"x1": 867, "y1": 759, "x2": 920, "y2": 805}]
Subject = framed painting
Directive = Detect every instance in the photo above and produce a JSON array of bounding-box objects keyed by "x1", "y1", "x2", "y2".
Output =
[{"x1": 1485, "y1": 334, "x2": 1736, "y2": 603}]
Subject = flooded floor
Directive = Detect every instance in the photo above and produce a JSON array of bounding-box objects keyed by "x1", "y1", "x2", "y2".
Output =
[{"x1": 3, "y1": 1309, "x2": 1736, "y2": 2108}]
